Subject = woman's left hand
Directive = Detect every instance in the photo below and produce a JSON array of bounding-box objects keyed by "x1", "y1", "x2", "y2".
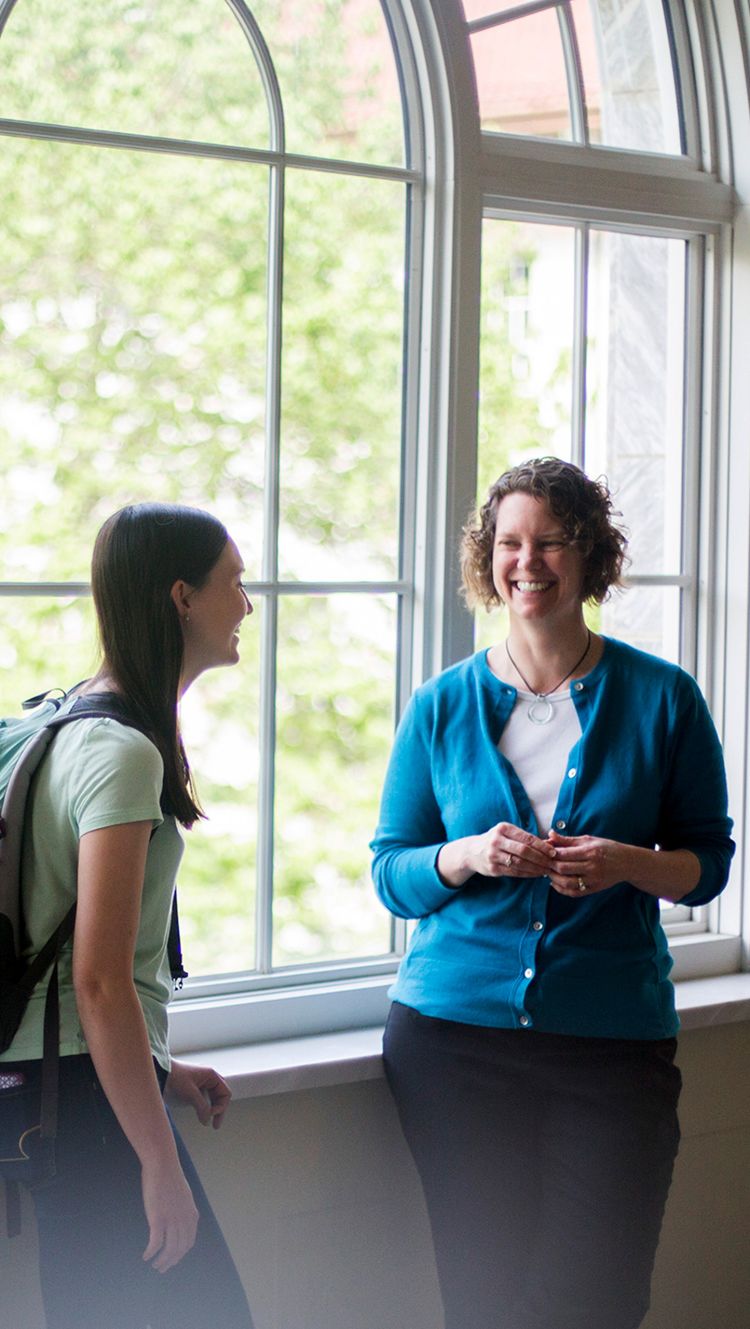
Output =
[
  {"x1": 165, "y1": 1061, "x2": 232, "y2": 1130},
  {"x1": 544, "y1": 830, "x2": 635, "y2": 898}
]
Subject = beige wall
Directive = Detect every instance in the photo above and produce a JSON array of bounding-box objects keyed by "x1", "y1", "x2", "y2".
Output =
[{"x1": 3, "y1": 1021, "x2": 750, "y2": 1329}]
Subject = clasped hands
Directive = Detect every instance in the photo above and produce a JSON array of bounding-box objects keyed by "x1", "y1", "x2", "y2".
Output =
[{"x1": 473, "y1": 822, "x2": 630, "y2": 897}]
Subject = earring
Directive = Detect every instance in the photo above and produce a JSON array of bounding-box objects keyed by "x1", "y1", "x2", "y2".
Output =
[{"x1": 184, "y1": 612, "x2": 191, "y2": 625}]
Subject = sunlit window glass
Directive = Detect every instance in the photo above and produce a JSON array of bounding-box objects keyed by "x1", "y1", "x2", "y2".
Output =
[
  {"x1": 0, "y1": 0, "x2": 271, "y2": 147},
  {"x1": 475, "y1": 217, "x2": 576, "y2": 651},
  {"x1": 0, "y1": 139, "x2": 269, "y2": 581},
  {"x1": 279, "y1": 172, "x2": 404, "y2": 582},
  {"x1": 585, "y1": 231, "x2": 686, "y2": 579},
  {"x1": 467, "y1": 0, "x2": 683, "y2": 154},
  {"x1": 180, "y1": 636, "x2": 261, "y2": 976},
  {"x1": 471, "y1": 9, "x2": 573, "y2": 141},
  {"x1": 256, "y1": 0, "x2": 405, "y2": 165},
  {"x1": 273, "y1": 594, "x2": 396, "y2": 965},
  {"x1": 479, "y1": 217, "x2": 575, "y2": 493},
  {"x1": 0, "y1": 0, "x2": 411, "y2": 984},
  {"x1": 576, "y1": 0, "x2": 682, "y2": 153}
]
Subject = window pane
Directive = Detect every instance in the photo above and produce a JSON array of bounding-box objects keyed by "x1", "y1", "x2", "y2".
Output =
[
  {"x1": 256, "y1": 0, "x2": 405, "y2": 166},
  {"x1": 179, "y1": 629, "x2": 260, "y2": 977},
  {"x1": 279, "y1": 172, "x2": 404, "y2": 581},
  {"x1": 464, "y1": 0, "x2": 524, "y2": 18},
  {"x1": 0, "y1": 596, "x2": 97, "y2": 715},
  {"x1": 479, "y1": 217, "x2": 575, "y2": 497},
  {"x1": 273, "y1": 594, "x2": 396, "y2": 965},
  {"x1": 471, "y1": 10, "x2": 572, "y2": 140},
  {"x1": 468, "y1": 1, "x2": 682, "y2": 154},
  {"x1": 574, "y1": 0, "x2": 682, "y2": 153},
  {"x1": 585, "y1": 231, "x2": 686, "y2": 577},
  {"x1": 0, "y1": 138, "x2": 267, "y2": 581},
  {"x1": 0, "y1": 0, "x2": 270, "y2": 147},
  {"x1": 600, "y1": 584, "x2": 681, "y2": 663}
]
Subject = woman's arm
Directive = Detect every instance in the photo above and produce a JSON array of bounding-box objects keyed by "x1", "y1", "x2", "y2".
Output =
[
  {"x1": 545, "y1": 675, "x2": 734, "y2": 902},
  {"x1": 437, "y1": 824, "x2": 556, "y2": 888},
  {"x1": 73, "y1": 820, "x2": 198, "y2": 1274}
]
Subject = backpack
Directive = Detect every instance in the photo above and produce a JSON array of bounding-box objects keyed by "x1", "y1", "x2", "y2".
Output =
[{"x1": 0, "y1": 689, "x2": 187, "y2": 1236}]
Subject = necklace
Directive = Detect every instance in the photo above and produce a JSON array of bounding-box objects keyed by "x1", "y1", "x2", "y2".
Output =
[{"x1": 505, "y1": 629, "x2": 591, "y2": 725}]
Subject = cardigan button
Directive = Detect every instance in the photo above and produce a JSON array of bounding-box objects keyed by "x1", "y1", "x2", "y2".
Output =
[
  {"x1": 519, "y1": 1015, "x2": 530, "y2": 1027},
  {"x1": 532, "y1": 921, "x2": 543, "y2": 932},
  {"x1": 556, "y1": 819, "x2": 567, "y2": 830},
  {"x1": 574, "y1": 681, "x2": 584, "y2": 692}
]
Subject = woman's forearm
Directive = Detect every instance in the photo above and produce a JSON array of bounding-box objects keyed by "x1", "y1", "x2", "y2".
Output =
[
  {"x1": 74, "y1": 975, "x2": 180, "y2": 1170},
  {"x1": 437, "y1": 836, "x2": 481, "y2": 887},
  {"x1": 624, "y1": 845, "x2": 701, "y2": 903}
]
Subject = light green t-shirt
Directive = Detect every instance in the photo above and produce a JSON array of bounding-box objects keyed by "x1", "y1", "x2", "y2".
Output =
[{"x1": 0, "y1": 716, "x2": 184, "y2": 1071}]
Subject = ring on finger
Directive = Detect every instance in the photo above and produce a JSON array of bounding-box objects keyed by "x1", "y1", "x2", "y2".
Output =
[
  {"x1": 577, "y1": 877, "x2": 587, "y2": 892},
  {"x1": 505, "y1": 853, "x2": 514, "y2": 867}
]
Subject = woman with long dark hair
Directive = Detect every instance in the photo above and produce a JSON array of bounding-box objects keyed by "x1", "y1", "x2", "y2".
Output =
[
  {"x1": 372, "y1": 458, "x2": 734, "y2": 1329},
  {"x1": 0, "y1": 503, "x2": 254, "y2": 1328}
]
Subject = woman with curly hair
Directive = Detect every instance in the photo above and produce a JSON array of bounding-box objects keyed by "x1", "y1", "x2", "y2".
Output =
[{"x1": 372, "y1": 457, "x2": 733, "y2": 1329}]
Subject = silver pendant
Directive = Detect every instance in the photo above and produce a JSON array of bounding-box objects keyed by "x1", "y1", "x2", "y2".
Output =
[{"x1": 527, "y1": 696, "x2": 554, "y2": 724}]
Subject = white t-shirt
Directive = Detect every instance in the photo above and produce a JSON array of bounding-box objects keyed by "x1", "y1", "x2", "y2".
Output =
[
  {"x1": 498, "y1": 687, "x2": 582, "y2": 836},
  {"x1": 1, "y1": 717, "x2": 184, "y2": 1069}
]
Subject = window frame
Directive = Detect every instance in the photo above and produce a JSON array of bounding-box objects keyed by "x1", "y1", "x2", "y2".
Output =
[{"x1": 0, "y1": 0, "x2": 746, "y2": 1055}]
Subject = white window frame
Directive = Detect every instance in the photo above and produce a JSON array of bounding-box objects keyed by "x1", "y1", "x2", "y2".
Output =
[{"x1": 1, "y1": 0, "x2": 746, "y2": 1056}]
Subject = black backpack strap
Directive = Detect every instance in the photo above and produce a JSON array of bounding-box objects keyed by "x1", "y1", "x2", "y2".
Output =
[{"x1": 168, "y1": 897, "x2": 188, "y2": 987}]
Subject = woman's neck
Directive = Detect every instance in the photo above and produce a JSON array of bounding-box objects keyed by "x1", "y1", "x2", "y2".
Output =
[{"x1": 490, "y1": 618, "x2": 598, "y2": 693}]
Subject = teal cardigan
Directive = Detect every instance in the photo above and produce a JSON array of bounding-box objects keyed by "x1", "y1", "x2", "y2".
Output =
[{"x1": 371, "y1": 638, "x2": 734, "y2": 1039}]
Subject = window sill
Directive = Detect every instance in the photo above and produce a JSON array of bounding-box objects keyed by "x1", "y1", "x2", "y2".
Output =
[{"x1": 176, "y1": 973, "x2": 750, "y2": 1104}]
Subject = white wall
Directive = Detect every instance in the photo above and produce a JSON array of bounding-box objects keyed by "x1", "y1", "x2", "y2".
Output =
[{"x1": 3, "y1": 1020, "x2": 749, "y2": 1329}]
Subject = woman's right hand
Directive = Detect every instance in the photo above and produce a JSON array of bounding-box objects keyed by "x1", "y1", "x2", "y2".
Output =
[
  {"x1": 141, "y1": 1156, "x2": 200, "y2": 1273},
  {"x1": 438, "y1": 822, "x2": 556, "y2": 888}
]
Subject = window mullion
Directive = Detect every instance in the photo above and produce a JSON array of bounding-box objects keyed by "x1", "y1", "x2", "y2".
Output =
[
  {"x1": 557, "y1": 2, "x2": 588, "y2": 146},
  {"x1": 571, "y1": 222, "x2": 588, "y2": 469},
  {"x1": 255, "y1": 160, "x2": 285, "y2": 976}
]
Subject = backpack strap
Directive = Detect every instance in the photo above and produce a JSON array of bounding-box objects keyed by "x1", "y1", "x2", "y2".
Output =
[{"x1": 46, "y1": 700, "x2": 187, "y2": 985}]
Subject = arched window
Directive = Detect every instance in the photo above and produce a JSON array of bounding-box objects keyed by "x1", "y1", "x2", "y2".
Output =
[
  {"x1": 0, "y1": 0, "x2": 430, "y2": 1031},
  {"x1": 0, "y1": 1, "x2": 743, "y2": 1048}
]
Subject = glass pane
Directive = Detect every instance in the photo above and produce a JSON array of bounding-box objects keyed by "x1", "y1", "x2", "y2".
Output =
[
  {"x1": 478, "y1": 217, "x2": 575, "y2": 498},
  {"x1": 464, "y1": 1, "x2": 528, "y2": 19},
  {"x1": 279, "y1": 172, "x2": 404, "y2": 581},
  {"x1": 0, "y1": 137, "x2": 267, "y2": 581},
  {"x1": 576, "y1": 0, "x2": 682, "y2": 153},
  {"x1": 179, "y1": 625, "x2": 261, "y2": 976},
  {"x1": 0, "y1": 596, "x2": 98, "y2": 715},
  {"x1": 600, "y1": 584, "x2": 681, "y2": 663},
  {"x1": 256, "y1": 0, "x2": 405, "y2": 166},
  {"x1": 585, "y1": 231, "x2": 686, "y2": 577},
  {"x1": 0, "y1": 0, "x2": 269, "y2": 147},
  {"x1": 471, "y1": 10, "x2": 572, "y2": 140},
  {"x1": 273, "y1": 594, "x2": 396, "y2": 965}
]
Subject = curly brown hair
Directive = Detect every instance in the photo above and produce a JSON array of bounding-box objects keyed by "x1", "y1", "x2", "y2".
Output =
[{"x1": 460, "y1": 456, "x2": 628, "y2": 610}]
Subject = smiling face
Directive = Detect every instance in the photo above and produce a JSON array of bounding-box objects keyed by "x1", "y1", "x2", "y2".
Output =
[
  {"x1": 492, "y1": 492, "x2": 586, "y2": 628},
  {"x1": 176, "y1": 537, "x2": 252, "y2": 682}
]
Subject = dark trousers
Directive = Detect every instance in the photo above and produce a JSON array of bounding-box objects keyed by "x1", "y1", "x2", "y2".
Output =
[
  {"x1": 20, "y1": 1055, "x2": 253, "y2": 1329},
  {"x1": 383, "y1": 1001, "x2": 682, "y2": 1329}
]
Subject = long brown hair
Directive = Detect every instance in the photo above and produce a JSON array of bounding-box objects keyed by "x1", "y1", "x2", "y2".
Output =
[{"x1": 90, "y1": 502, "x2": 229, "y2": 827}]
